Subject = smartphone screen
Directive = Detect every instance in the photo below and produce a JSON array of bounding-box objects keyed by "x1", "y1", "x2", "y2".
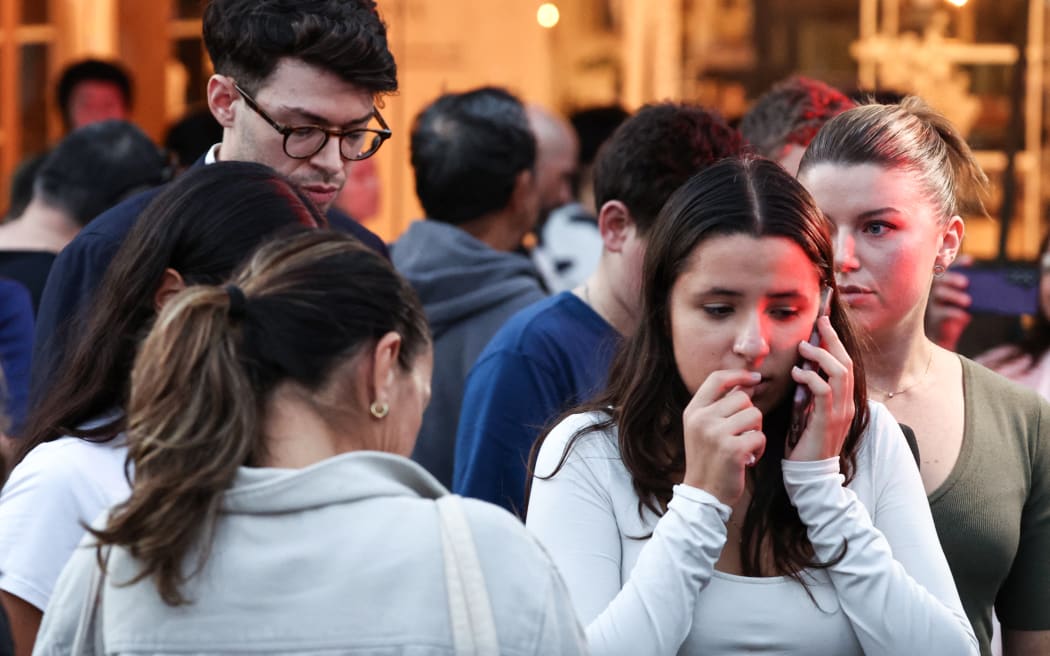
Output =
[{"x1": 787, "y1": 287, "x2": 832, "y2": 448}]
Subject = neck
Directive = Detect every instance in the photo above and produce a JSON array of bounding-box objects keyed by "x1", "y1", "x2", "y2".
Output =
[
  {"x1": 861, "y1": 312, "x2": 937, "y2": 397},
  {"x1": 0, "y1": 199, "x2": 80, "y2": 251},
  {"x1": 259, "y1": 389, "x2": 366, "y2": 468},
  {"x1": 457, "y1": 212, "x2": 523, "y2": 252},
  {"x1": 575, "y1": 260, "x2": 637, "y2": 336}
]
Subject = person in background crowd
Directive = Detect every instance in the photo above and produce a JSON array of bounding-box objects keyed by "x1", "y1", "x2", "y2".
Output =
[
  {"x1": 33, "y1": 230, "x2": 586, "y2": 655},
  {"x1": 527, "y1": 104, "x2": 583, "y2": 292},
  {"x1": 798, "y1": 97, "x2": 1050, "y2": 656},
  {"x1": 0, "y1": 279, "x2": 32, "y2": 443},
  {"x1": 56, "y1": 59, "x2": 132, "y2": 133},
  {"x1": 334, "y1": 157, "x2": 381, "y2": 223},
  {"x1": 976, "y1": 232, "x2": 1050, "y2": 399},
  {"x1": 740, "y1": 76, "x2": 855, "y2": 176},
  {"x1": 163, "y1": 106, "x2": 223, "y2": 173},
  {"x1": 527, "y1": 156, "x2": 977, "y2": 655},
  {"x1": 30, "y1": 0, "x2": 397, "y2": 408},
  {"x1": 454, "y1": 104, "x2": 744, "y2": 514},
  {"x1": 531, "y1": 105, "x2": 631, "y2": 293},
  {"x1": 0, "y1": 120, "x2": 169, "y2": 313},
  {"x1": 570, "y1": 105, "x2": 630, "y2": 215},
  {"x1": 392, "y1": 86, "x2": 546, "y2": 487},
  {"x1": 3, "y1": 60, "x2": 134, "y2": 219},
  {"x1": 0, "y1": 162, "x2": 322, "y2": 656},
  {"x1": 0, "y1": 399, "x2": 10, "y2": 656},
  {"x1": 0, "y1": 283, "x2": 33, "y2": 439}
]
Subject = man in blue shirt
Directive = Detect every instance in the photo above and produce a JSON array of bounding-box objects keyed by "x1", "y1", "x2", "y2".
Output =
[
  {"x1": 31, "y1": 0, "x2": 397, "y2": 400},
  {"x1": 454, "y1": 104, "x2": 745, "y2": 514}
]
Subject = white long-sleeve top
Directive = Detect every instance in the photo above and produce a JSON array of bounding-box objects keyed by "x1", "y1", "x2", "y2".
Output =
[{"x1": 526, "y1": 401, "x2": 978, "y2": 655}]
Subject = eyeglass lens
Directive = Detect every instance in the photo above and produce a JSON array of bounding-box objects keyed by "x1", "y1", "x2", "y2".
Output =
[{"x1": 284, "y1": 128, "x2": 384, "y2": 161}]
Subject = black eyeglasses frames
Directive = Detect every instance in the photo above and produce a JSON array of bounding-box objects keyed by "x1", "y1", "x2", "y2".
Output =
[{"x1": 234, "y1": 82, "x2": 391, "y2": 162}]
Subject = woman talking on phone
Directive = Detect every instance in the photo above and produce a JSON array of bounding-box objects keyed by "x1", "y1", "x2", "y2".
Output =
[
  {"x1": 526, "y1": 156, "x2": 976, "y2": 655},
  {"x1": 797, "y1": 98, "x2": 1050, "y2": 656}
]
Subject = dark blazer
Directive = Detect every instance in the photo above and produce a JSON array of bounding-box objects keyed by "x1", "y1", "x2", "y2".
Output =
[{"x1": 29, "y1": 165, "x2": 388, "y2": 405}]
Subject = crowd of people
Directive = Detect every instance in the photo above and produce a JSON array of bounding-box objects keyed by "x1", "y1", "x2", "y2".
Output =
[{"x1": 0, "y1": 1, "x2": 1046, "y2": 655}]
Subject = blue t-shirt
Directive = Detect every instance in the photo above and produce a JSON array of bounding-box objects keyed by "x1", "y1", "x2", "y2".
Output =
[{"x1": 453, "y1": 291, "x2": 619, "y2": 515}]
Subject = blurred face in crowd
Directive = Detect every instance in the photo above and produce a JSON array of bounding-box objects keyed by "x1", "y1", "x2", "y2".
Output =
[
  {"x1": 69, "y1": 81, "x2": 129, "y2": 129},
  {"x1": 213, "y1": 57, "x2": 378, "y2": 211},
  {"x1": 535, "y1": 135, "x2": 577, "y2": 219}
]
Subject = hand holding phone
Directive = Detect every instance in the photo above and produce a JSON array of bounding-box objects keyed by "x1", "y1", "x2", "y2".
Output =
[{"x1": 787, "y1": 287, "x2": 832, "y2": 449}]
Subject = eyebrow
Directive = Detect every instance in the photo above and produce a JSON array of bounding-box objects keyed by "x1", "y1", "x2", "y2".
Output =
[
  {"x1": 857, "y1": 207, "x2": 901, "y2": 220},
  {"x1": 274, "y1": 105, "x2": 374, "y2": 129},
  {"x1": 699, "y1": 287, "x2": 806, "y2": 300}
]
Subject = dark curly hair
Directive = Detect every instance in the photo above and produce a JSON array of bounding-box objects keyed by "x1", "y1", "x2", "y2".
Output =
[
  {"x1": 203, "y1": 0, "x2": 397, "y2": 95},
  {"x1": 741, "y1": 77, "x2": 855, "y2": 160},
  {"x1": 593, "y1": 103, "x2": 744, "y2": 234}
]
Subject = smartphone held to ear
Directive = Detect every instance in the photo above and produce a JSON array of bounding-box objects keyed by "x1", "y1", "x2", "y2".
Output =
[{"x1": 787, "y1": 288, "x2": 832, "y2": 449}]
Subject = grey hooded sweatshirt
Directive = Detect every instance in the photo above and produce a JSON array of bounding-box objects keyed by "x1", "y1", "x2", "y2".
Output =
[{"x1": 392, "y1": 220, "x2": 546, "y2": 486}]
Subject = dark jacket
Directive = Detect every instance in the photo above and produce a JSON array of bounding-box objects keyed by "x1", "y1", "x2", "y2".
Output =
[{"x1": 392, "y1": 220, "x2": 546, "y2": 485}]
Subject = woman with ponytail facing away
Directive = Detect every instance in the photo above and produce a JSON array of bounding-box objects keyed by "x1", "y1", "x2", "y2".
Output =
[
  {"x1": 33, "y1": 231, "x2": 585, "y2": 655},
  {"x1": 0, "y1": 161, "x2": 322, "y2": 656}
]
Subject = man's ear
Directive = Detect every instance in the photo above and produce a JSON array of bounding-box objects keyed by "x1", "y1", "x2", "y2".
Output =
[
  {"x1": 207, "y1": 75, "x2": 238, "y2": 129},
  {"x1": 598, "y1": 200, "x2": 634, "y2": 253},
  {"x1": 153, "y1": 268, "x2": 186, "y2": 312}
]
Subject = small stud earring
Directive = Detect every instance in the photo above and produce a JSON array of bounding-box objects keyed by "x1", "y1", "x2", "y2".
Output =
[
  {"x1": 933, "y1": 263, "x2": 946, "y2": 278},
  {"x1": 369, "y1": 401, "x2": 389, "y2": 419}
]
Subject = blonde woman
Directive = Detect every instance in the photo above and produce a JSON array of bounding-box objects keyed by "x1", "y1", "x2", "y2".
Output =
[{"x1": 798, "y1": 97, "x2": 1050, "y2": 656}]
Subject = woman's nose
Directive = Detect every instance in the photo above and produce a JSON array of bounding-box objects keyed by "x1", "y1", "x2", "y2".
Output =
[
  {"x1": 835, "y1": 232, "x2": 860, "y2": 273},
  {"x1": 732, "y1": 317, "x2": 770, "y2": 362}
]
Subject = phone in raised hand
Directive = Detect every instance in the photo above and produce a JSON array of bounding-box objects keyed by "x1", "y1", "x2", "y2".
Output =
[{"x1": 787, "y1": 287, "x2": 832, "y2": 449}]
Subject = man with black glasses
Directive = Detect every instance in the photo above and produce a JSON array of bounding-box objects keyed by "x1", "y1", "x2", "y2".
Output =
[{"x1": 30, "y1": 0, "x2": 398, "y2": 400}]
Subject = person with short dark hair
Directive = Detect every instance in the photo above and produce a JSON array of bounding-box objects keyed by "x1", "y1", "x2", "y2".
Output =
[
  {"x1": 392, "y1": 86, "x2": 546, "y2": 486},
  {"x1": 0, "y1": 120, "x2": 169, "y2": 313},
  {"x1": 32, "y1": 230, "x2": 586, "y2": 655},
  {"x1": 0, "y1": 162, "x2": 322, "y2": 656},
  {"x1": 454, "y1": 104, "x2": 743, "y2": 514},
  {"x1": 55, "y1": 59, "x2": 132, "y2": 133},
  {"x1": 740, "y1": 76, "x2": 855, "y2": 176},
  {"x1": 570, "y1": 105, "x2": 630, "y2": 213},
  {"x1": 163, "y1": 106, "x2": 223, "y2": 173},
  {"x1": 30, "y1": 0, "x2": 398, "y2": 408}
]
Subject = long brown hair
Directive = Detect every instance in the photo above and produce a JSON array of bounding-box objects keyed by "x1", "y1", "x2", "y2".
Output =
[
  {"x1": 16, "y1": 162, "x2": 322, "y2": 467},
  {"x1": 533, "y1": 157, "x2": 869, "y2": 582},
  {"x1": 91, "y1": 231, "x2": 429, "y2": 606}
]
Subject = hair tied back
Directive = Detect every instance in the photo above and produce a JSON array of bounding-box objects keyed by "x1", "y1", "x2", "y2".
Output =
[{"x1": 225, "y1": 284, "x2": 248, "y2": 320}]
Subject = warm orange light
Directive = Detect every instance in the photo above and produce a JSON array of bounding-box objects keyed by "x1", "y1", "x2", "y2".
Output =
[
  {"x1": 537, "y1": 3, "x2": 560, "y2": 29},
  {"x1": 946, "y1": 0, "x2": 968, "y2": 7}
]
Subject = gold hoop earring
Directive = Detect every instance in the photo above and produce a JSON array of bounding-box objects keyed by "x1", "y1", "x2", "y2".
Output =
[{"x1": 369, "y1": 401, "x2": 389, "y2": 419}]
